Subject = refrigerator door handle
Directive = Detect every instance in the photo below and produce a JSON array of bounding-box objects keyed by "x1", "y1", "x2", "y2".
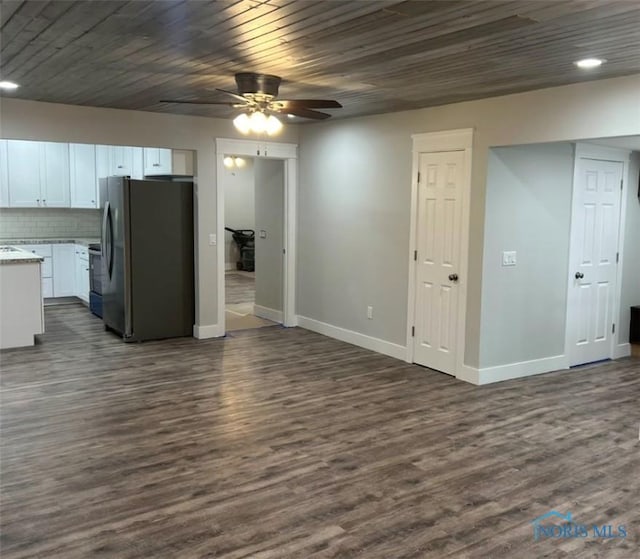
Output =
[{"x1": 103, "y1": 201, "x2": 114, "y2": 279}]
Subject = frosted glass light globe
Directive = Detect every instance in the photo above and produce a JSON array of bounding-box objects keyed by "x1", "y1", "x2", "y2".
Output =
[
  {"x1": 266, "y1": 115, "x2": 283, "y2": 135},
  {"x1": 233, "y1": 113, "x2": 251, "y2": 134}
]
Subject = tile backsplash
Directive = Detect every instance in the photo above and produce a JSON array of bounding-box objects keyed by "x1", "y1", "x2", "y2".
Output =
[{"x1": 0, "y1": 208, "x2": 101, "y2": 239}]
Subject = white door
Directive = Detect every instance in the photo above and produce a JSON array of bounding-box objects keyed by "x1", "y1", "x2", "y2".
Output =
[
  {"x1": 41, "y1": 142, "x2": 70, "y2": 207},
  {"x1": 70, "y1": 143, "x2": 98, "y2": 208},
  {"x1": 413, "y1": 150, "x2": 465, "y2": 375},
  {"x1": 567, "y1": 157, "x2": 623, "y2": 366}
]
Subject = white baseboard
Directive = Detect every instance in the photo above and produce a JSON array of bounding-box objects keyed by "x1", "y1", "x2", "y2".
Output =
[
  {"x1": 462, "y1": 354, "x2": 569, "y2": 385},
  {"x1": 296, "y1": 315, "x2": 406, "y2": 360},
  {"x1": 456, "y1": 364, "x2": 481, "y2": 385},
  {"x1": 613, "y1": 343, "x2": 631, "y2": 359},
  {"x1": 193, "y1": 323, "x2": 224, "y2": 339},
  {"x1": 254, "y1": 304, "x2": 283, "y2": 323}
]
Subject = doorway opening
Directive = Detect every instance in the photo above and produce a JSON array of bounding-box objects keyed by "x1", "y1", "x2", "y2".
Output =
[
  {"x1": 223, "y1": 156, "x2": 285, "y2": 331},
  {"x1": 215, "y1": 138, "x2": 298, "y2": 335}
]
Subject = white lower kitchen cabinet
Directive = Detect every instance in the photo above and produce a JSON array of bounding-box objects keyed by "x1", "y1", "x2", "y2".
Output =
[
  {"x1": 74, "y1": 247, "x2": 90, "y2": 303},
  {"x1": 52, "y1": 244, "x2": 76, "y2": 296},
  {"x1": 21, "y1": 244, "x2": 53, "y2": 297}
]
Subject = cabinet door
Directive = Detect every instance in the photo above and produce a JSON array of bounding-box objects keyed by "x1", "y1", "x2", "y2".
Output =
[
  {"x1": 143, "y1": 147, "x2": 159, "y2": 175},
  {"x1": 111, "y1": 146, "x2": 133, "y2": 176},
  {"x1": 144, "y1": 147, "x2": 172, "y2": 175},
  {"x1": 7, "y1": 140, "x2": 42, "y2": 207},
  {"x1": 70, "y1": 144, "x2": 98, "y2": 208},
  {"x1": 96, "y1": 145, "x2": 111, "y2": 183},
  {"x1": 41, "y1": 142, "x2": 71, "y2": 207},
  {"x1": 131, "y1": 146, "x2": 144, "y2": 179},
  {"x1": 52, "y1": 244, "x2": 76, "y2": 297},
  {"x1": 0, "y1": 140, "x2": 8, "y2": 207},
  {"x1": 75, "y1": 250, "x2": 90, "y2": 302}
]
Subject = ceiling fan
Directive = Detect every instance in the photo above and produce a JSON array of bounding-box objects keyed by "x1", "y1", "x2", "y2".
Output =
[{"x1": 161, "y1": 73, "x2": 342, "y2": 133}]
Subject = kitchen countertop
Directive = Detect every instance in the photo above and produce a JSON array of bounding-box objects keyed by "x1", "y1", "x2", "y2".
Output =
[
  {"x1": 0, "y1": 238, "x2": 101, "y2": 247},
  {"x1": 0, "y1": 246, "x2": 45, "y2": 265}
]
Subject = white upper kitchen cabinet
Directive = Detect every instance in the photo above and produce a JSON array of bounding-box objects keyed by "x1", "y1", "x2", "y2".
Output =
[
  {"x1": 7, "y1": 140, "x2": 43, "y2": 207},
  {"x1": 108, "y1": 145, "x2": 144, "y2": 179},
  {"x1": 144, "y1": 147, "x2": 172, "y2": 175},
  {"x1": 69, "y1": 143, "x2": 98, "y2": 208},
  {"x1": 0, "y1": 140, "x2": 8, "y2": 207},
  {"x1": 52, "y1": 244, "x2": 76, "y2": 297},
  {"x1": 131, "y1": 147, "x2": 144, "y2": 179},
  {"x1": 96, "y1": 144, "x2": 111, "y2": 198},
  {"x1": 110, "y1": 145, "x2": 133, "y2": 176},
  {"x1": 41, "y1": 142, "x2": 70, "y2": 207}
]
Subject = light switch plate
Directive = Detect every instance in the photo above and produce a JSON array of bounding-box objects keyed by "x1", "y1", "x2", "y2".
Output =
[
  {"x1": 259, "y1": 230, "x2": 267, "y2": 239},
  {"x1": 502, "y1": 251, "x2": 517, "y2": 266},
  {"x1": 209, "y1": 233, "x2": 216, "y2": 246}
]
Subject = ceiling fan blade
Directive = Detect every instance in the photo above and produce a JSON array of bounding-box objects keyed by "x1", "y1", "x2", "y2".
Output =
[
  {"x1": 216, "y1": 88, "x2": 250, "y2": 103},
  {"x1": 277, "y1": 99, "x2": 342, "y2": 109},
  {"x1": 160, "y1": 99, "x2": 242, "y2": 106},
  {"x1": 280, "y1": 107, "x2": 332, "y2": 120}
]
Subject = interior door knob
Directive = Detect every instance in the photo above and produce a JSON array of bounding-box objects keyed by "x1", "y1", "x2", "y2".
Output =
[
  {"x1": 448, "y1": 273, "x2": 459, "y2": 282},
  {"x1": 575, "y1": 272, "x2": 584, "y2": 279}
]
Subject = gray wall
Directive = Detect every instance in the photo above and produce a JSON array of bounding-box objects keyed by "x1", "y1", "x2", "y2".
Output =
[
  {"x1": 297, "y1": 74, "x2": 640, "y2": 368},
  {"x1": 480, "y1": 144, "x2": 574, "y2": 367},
  {"x1": 619, "y1": 151, "x2": 640, "y2": 343},
  {"x1": 254, "y1": 159, "x2": 284, "y2": 312},
  {"x1": 223, "y1": 159, "x2": 255, "y2": 270}
]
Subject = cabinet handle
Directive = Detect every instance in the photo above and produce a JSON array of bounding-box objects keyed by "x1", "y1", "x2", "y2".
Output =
[
  {"x1": 117, "y1": 165, "x2": 123, "y2": 169},
  {"x1": 153, "y1": 163, "x2": 160, "y2": 167},
  {"x1": 257, "y1": 149, "x2": 260, "y2": 156}
]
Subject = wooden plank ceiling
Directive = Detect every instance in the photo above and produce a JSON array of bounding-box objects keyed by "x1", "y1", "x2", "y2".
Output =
[{"x1": 1, "y1": 0, "x2": 639, "y2": 121}]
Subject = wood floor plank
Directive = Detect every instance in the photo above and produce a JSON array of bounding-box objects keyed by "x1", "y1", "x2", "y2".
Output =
[{"x1": 0, "y1": 303, "x2": 638, "y2": 558}]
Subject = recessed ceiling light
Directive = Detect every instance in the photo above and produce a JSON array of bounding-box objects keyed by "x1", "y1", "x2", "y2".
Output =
[
  {"x1": 0, "y1": 80, "x2": 19, "y2": 90},
  {"x1": 574, "y1": 58, "x2": 605, "y2": 69}
]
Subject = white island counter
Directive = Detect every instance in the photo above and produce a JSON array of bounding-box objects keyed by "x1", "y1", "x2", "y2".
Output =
[{"x1": 0, "y1": 246, "x2": 45, "y2": 349}]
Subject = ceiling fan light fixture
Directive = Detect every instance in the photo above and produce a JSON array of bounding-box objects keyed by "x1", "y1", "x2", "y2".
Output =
[
  {"x1": 249, "y1": 110, "x2": 268, "y2": 133},
  {"x1": 266, "y1": 115, "x2": 283, "y2": 135}
]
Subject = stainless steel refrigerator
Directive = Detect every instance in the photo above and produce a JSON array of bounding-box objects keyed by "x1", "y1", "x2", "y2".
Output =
[{"x1": 100, "y1": 176, "x2": 194, "y2": 341}]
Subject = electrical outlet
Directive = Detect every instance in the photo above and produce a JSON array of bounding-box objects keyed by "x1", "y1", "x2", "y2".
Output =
[
  {"x1": 502, "y1": 251, "x2": 517, "y2": 266},
  {"x1": 367, "y1": 305, "x2": 373, "y2": 319},
  {"x1": 209, "y1": 233, "x2": 217, "y2": 246}
]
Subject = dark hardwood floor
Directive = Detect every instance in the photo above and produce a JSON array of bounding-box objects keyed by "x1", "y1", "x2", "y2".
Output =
[{"x1": 1, "y1": 304, "x2": 638, "y2": 558}]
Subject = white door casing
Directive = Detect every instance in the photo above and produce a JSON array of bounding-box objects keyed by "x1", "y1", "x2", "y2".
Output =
[
  {"x1": 214, "y1": 138, "x2": 298, "y2": 337},
  {"x1": 407, "y1": 129, "x2": 473, "y2": 378},
  {"x1": 566, "y1": 147, "x2": 627, "y2": 366}
]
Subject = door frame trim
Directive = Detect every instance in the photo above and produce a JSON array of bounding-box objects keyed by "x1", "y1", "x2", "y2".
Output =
[
  {"x1": 564, "y1": 143, "x2": 630, "y2": 365},
  {"x1": 405, "y1": 128, "x2": 474, "y2": 377},
  {"x1": 215, "y1": 138, "x2": 298, "y2": 334}
]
